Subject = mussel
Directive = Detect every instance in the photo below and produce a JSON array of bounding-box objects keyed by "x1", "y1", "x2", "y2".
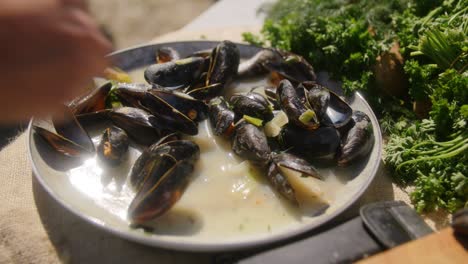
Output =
[
  {"x1": 306, "y1": 83, "x2": 352, "y2": 128},
  {"x1": 277, "y1": 80, "x2": 319, "y2": 131},
  {"x1": 148, "y1": 89, "x2": 208, "y2": 122},
  {"x1": 128, "y1": 139, "x2": 200, "y2": 225},
  {"x1": 230, "y1": 92, "x2": 274, "y2": 122},
  {"x1": 34, "y1": 105, "x2": 95, "y2": 159},
  {"x1": 187, "y1": 41, "x2": 240, "y2": 100},
  {"x1": 279, "y1": 125, "x2": 341, "y2": 160},
  {"x1": 237, "y1": 48, "x2": 282, "y2": 79},
  {"x1": 97, "y1": 126, "x2": 129, "y2": 167},
  {"x1": 141, "y1": 91, "x2": 198, "y2": 135},
  {"x1": 208, "y1": 97, "x2": 235, "y2": 137},
  {"x1": 264, "y1": 50, "x2": 317, "y2": 84},
  {"x1": 69, "y1": 82, "x2": 112, "y2": 115},
  {"x1": 144, "y1": 57, "x2": 206, "y2": 89},
  {"x1": 232, "y1": 123, "x2": 271, "y2": 165},
  {"x1": 337, "y1": 111, "x2": 374, "y2": 166},
  {"x1": 106, "y1": 107, "x2": 162, "y2": 146},
  {"x1": 206, "y1": 40, "x2": 240, "y2": 87}
]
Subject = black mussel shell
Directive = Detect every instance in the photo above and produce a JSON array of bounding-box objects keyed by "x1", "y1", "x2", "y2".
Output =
[
  {"x1": 237, "y1": 48, "x2": 283, "y2": 79},
  {"x1": 69, "y1": 82, "x2": 112, "y2": 115},
  {"x1": 186, "y1": 83, "x2": 224, "y2": 101},
  {"x1": 208, "y1": 97, "x2": 235, "y2": 137},
  {"x1": 307, "y1": 84, "x2": 352, "y2": 128},
  {"x1": 114, "y1": 85, "x2": 148, "y2": 108},
  {"x1": 279, "y1": 125, "x2": 341, "y2": 160},
  {"x1": 267, "y1": 161, "x2": 297, "y2": 205},
  {"x1": 129, "y1": 133, "x2": 182, "y2": 190},
  {"x1": 149, "y1": 89, "x2": 208, "y2": 122},
  {"x1": 271, "y1": 152, "x2": 322, "y2": 180},
  {"x1": 141, "y1": 92, "x2": 198, "y2": 135},
  {"x1": 52, "y1": 105, "x2": 95, "y2": 153},
  {"x1": 337, "y1": 111, "x2": 374, "y2": 167},
  {"x1": 232, "y1": 123, "x2": 271, "y2": 165},
  {"x1": 206, "y1": 40, "x2": 240, "y2": 87},
  {"x1": 144, "y1": 57, "x2": 206, "y2": 89},
  {"x1": 128, "y1": 140, "x2": 200, "y2": 225},
  {"x1": 108, "y1": 107, "x2": 162, "y2": 146},
  {"x1": 230, "y1": 92, "x2": 274, "y2": 122},
  {"x1": 156, "y1": 47, "x2": 180, "y2": 63},
  {"x1": 187, "y1": 49, "x2": 213, "y2": 59},
  {"x1": 277, "y1": 80, "x2": 319, "y2": 131},
  {"x1": 264, "y1": 50, "x2": 316, "y2": 84},
  {"x1": 97, "y1": 126, "x2": 129, "y2": 167}
]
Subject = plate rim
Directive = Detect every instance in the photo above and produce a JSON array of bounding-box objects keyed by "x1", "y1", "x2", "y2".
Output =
[{"x1": 27, "y1": 40, "x2": 383, "y2": 252}]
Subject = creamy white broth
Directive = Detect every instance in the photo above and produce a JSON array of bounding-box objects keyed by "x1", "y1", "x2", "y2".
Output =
[{"x1": 65, "y1": 68, "x2": 350, "y2": 240}]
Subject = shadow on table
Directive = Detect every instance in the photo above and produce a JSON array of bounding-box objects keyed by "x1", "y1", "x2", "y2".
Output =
[{"x1": 32, "y1": 175, "x2": 213, "y2": 264}]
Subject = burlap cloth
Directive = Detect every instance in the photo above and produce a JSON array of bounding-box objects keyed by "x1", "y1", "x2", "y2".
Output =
[{"x1": 0, "y1": 27, "x2": 451, "y2": 264}]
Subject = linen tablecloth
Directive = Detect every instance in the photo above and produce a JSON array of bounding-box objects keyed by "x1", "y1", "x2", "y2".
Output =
[{"x1": 0, "y1": 27, "x2": 450, "y2": 263}]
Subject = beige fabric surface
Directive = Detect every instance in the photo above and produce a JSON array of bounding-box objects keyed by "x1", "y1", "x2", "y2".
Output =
[{"x1": 0, "y1": 27, "x2": 450, "y2": 263}]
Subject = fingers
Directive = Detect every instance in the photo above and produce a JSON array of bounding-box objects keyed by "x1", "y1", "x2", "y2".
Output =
[{"x1": 61, "y1": 0, "x2": 88, "y2": 11}]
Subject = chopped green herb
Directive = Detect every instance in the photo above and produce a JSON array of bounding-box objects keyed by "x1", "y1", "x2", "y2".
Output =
[{"x1": 243, "y1": 115, "x2": 264, "y2": 127}]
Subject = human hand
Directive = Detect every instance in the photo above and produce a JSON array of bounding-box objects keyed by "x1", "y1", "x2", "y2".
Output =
[{"x1": 0, "y1": 0, "x2": 112, "y2": 122}]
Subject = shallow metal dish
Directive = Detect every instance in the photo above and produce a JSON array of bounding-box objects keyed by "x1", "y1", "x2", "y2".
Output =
[{"x1": 28, "y1": 41, "x2": 382, "y2": 252}]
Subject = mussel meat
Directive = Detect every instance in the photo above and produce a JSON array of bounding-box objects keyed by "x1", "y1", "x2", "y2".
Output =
[
  {"x1": 264, "y1": 50, "x2": 316, "y2": 84},
  {"x1": 69, "y1": 82, "x2": 112, "y2": 115},
  {"x1": 156, "y1": 47, "x2": 180, "y2": 63},
  {"x1": 277, "y1": 80, "x2": 319, "y2": 131},
  {"x1": 97, "y1": 126, "x2": 129, "y2": 167}
]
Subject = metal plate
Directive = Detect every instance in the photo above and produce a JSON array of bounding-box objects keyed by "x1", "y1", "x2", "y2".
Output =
[{"x1": 28, "y1": 41, "x2": 382, "y2": 252}]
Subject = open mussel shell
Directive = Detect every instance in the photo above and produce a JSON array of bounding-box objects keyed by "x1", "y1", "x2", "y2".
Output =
[
  {"x1": 208, "y1": 97, "x2": 235, "y2": 137},
  {"x1": 69, "y1": 81, "x2": 112, "y2": 115},
  {"x1": 277, "y1": 80, "x2": 319, "y2": 131},
  {"x1": 156, "y1": 47, "x2": 180, "y2": 63},
  {"x1": 206, "y1": 40, "x2": 240, "y2": 87},
  {"x1": 307, "y1": 84, "x2": 352, "y2": 128},
  {"x1": 267, "y1": 161, "x2": 298, "y2": 205},
  {"x1": 33, "y1": 126, "x2": 94, "y2": 158},
  {"x1": 237, "y1": 48, "x2": 283, "y2": 79},
  {"x1": 144, "y1": 57, "x2": 206, "y2": 89},
  {"x1": 264, "y1": 50, "x2": 316, "y2": 84},
  {"x1": 52, "y1": 105, "x2": 95, "y2": 153},
  {"x1": 128, "y1": 140, "x2": 200, "y2": 225},
  {"x1": 149, "y1": 89, "x2": 208, "y2": 122},
  {"x1": 97, "y1": 126, "x2": 129, "y2": 167},
  {"x1": 337, "y1": 111, "x2": 374, "y2": 167},
  {"x1": 271, "y1": 152, "x2": 322, "y2": 180},
  {"x1": 279, "y1": 125, "x2": 341, "y2": 160},
  {"x1": 230, "y1": 92, "x2": 274, "y2": 122},
  {"x1": 141, "y1": 92, "x2": 198, "y2": 135},
  {"x1": 107, "y1": 107, "x2": 162, "y2": 146},
  {"x1": 232, "y1": 123, "x2": 271, "y2": 165}
]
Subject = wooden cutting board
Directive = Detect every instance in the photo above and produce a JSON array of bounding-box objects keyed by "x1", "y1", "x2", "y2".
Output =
[{"x1": 357, "y1": 227, "x2": 468, "y2": 263}]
